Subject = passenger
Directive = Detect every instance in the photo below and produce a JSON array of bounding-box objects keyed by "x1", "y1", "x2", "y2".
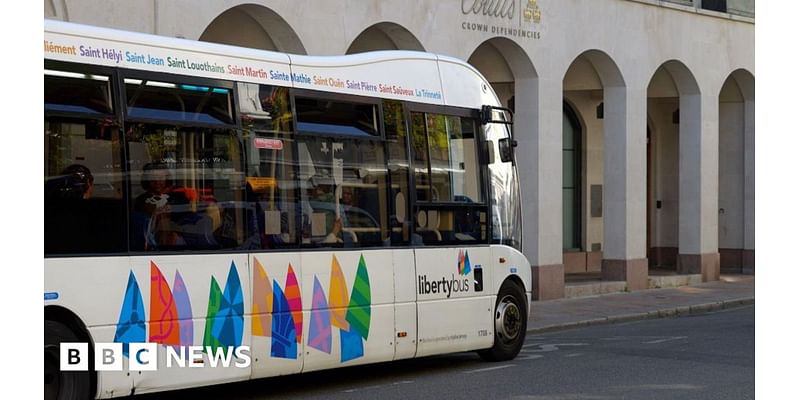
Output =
[
  {"x1": 45, "y1": 164, "x2": 94, "y2": 200},
  {"x1": 131, "y1": 163, "x2": 188, "y2": 249}
]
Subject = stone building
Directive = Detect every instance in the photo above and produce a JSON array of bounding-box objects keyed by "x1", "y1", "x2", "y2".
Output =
[{"x1": 45, "y1": 0, "x2": 755, "y2": 300}]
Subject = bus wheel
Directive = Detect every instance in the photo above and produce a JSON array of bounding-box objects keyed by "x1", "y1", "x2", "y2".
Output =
[
  {"x1": 478, "y1": 281, "x2": 527, "y2": 361},
  {"x1": 45, "y1": 320, "x2": 92, "y2": 400}
]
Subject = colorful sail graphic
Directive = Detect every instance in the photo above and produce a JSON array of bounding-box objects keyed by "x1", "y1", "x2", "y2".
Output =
[
  {"x1": 345, "y1": 255, "x2": 371, "y2": 340},
  {"x1": 203, "y1": 277, "x2": 223, "y2": 351},
  {"x1": 149, "y1": 262, "x2": 181, "y2": 346},
  {"x1": 308, "y1": 276, "x2": 332, "y2": 353},
  {"x1": 172, "y1": 270, "x2": 193, "y2": 347},
  {"x1": 285, "y1": 264, "x2": 303, "y2": 343},
  {"x1": 458, "y1": 249, "x2": 472, "y2": 276},
  {"x1": 340, "y1": 327, "x2": 364, "y2": 362},
  {"x1": 114, "y1": 271, "x2": 146, "y2": 357},
  {"x1": 252, "y1": 258, "x2": 273, "y2": 337},
  {"x1": 212, "y1": 263, "x2": 244, "y2": 350},
  {"x1": 328, "y1": 255, "x2": 350, "y2": 330},
  {"x1": 271, "y1": 282, "x2": 297, "y2": 359}
]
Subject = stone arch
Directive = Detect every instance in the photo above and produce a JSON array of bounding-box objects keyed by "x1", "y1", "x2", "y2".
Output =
[
  {"x1": 346, "y1": 22, "x2": 425, "y2": 54},
  {"x1": 199, "y1": 4, "x2": 306, "y2": 54},
  {"x1": 647, "y1": 59, "x2": 714, "y2": 278},
  {"x1": 562, "y1": 49, "x2": 644, "y2": 288},
  {"x1": 718, "y1": 68, "x2": 754, "y2": 273}
]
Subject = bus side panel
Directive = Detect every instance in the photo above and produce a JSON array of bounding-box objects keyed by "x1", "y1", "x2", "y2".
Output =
[
  {"x1": 250, "y1": 253, "x2": 304, "y2": 379},
  {"x1": 490, "y1": 245, "x2": 533, "y2": 300},
  {"x1": 414, "y1": 247, "x2": 495, "y2": 356},
  {"x1": 129, "y1": 254, "x2": 251, "y2": 394},
  {"x1": 393, "y1": 249, "x2": 418, "y2": 360},
  {"x1": 300, "y1": 250, "x2": 395, "y2": 372},
  {"x1": 91, "y1": 326, "x2": 133, "y2": 398},
  {"x1": 45, "y1": 257, "x2": 133, "y2": 398}
]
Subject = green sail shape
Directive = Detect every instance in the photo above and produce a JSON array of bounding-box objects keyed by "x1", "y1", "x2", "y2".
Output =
[
  {"x1": 203, "y1": 277, "x2": 223, "y2": 352},
  {"x1": 345, "y1": 255, "x2": 371, "y2": 340}
]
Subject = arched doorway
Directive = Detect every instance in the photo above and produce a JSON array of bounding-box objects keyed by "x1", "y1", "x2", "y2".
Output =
[
  {"x1": 647, "y1": 61, "x2": 714, "y2": 279},
  {"x1": 199, "y1": 4, "x2": 306, "y2": 54},
  {"x1": 718, "y1": 69, "x2": 755, "y2": 273},
  {"x1": 562, "y1": 50, "x2": 647, "y2": 289},
  {"x1": 346, "y1": 22, "x2": 425, "y2": 54}
]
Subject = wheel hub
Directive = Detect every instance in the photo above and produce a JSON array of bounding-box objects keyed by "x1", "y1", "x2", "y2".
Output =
[{"x1": 495, "y1": 296, "x2": 521, "y2": 343}]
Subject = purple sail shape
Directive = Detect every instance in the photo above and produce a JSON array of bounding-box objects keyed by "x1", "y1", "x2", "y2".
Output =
[{"x1": 308, "y1": 276, "x2": 332, "y2": 354}]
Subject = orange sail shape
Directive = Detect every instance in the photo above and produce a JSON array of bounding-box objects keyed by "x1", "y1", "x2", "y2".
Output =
[
  {"x1": 148, "y1": 261, "x2": 181, "y2": 346},
  {"x1": 285, "y1": 264, "x2": 303, "y2": 343},
  {"x1": 252, "y1": 258, "x2": 273, "y2": 337},
  {"x1": 328, "y1": 255, "x2": 350, "y2": 330}
]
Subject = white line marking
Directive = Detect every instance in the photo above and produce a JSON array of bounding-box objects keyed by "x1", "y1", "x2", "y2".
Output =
[
  {"x1": 643, "y1": 336, "x2": 687, "y2": 344},
  {"x1": 463, "y1": 364, "x2": 515, "y2": 374}
]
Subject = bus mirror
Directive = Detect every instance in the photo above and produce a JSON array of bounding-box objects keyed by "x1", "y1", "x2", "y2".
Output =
[{"x1": 498, "y1": 138, "x2": 517, "y2": 163}]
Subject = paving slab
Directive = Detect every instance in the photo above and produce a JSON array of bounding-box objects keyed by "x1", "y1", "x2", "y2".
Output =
[{"x1": 528, "y1": 274, "x2": 754, "y2": 333}]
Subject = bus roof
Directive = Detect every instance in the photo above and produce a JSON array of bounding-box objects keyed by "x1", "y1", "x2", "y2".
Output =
[{"x1": 44, "y1": 19, "x2": 497, "y2": 109}]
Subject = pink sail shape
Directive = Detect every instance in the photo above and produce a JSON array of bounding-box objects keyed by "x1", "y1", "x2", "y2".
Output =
[
  {"x1": 252, "y1": 258, "x2": 273, "y2": 337},
  {"x1": 284, "y1": 264, "x2": 303, "y2": 343}
]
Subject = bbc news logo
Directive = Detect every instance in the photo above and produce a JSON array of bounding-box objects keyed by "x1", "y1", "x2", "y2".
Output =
[{"x1": 60, "y1": 343, "x2": 252, "y2": 371}]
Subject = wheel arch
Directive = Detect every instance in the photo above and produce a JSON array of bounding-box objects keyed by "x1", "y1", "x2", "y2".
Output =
[{"x1": 45, "y1": 305, "x2": 98, "y2": 399}]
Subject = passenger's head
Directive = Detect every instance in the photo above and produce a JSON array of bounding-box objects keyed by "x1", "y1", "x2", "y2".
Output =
[
  {"x1": 141, "y1": 163, "x2": 172, "y2": 194},
  {"x1": 46, "y1": 164, "x2": 94, "y2": 200},
  {"x1": 341, "y1": 186, "x2": 354, "y2": 205}
]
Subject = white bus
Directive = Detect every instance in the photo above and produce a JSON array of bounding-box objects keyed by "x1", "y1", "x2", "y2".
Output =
[{"x1": 44, "y1": 20, "x2": 529, "y2": 400}]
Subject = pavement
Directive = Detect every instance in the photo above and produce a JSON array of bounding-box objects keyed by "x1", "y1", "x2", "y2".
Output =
[{"x1": 528, "y1": 274, "x2": 755, "y2": 333}]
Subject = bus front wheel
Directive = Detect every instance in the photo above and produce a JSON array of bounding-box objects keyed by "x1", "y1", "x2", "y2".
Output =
[
  {"x1": 478, "y1": 280, "x2": 527, "y2": 361},
  {"x1": 45, "y1": 320, "x2": 92, "y2": 400}
]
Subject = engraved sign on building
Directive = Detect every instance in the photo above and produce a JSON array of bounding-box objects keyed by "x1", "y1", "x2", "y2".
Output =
[{"x1": 460, "y1": 0, "x2": 542, "y2": 39}]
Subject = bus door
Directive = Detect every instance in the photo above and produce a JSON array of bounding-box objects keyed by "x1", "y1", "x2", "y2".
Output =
[{"x1": 409, "y1": 111, "x2": 495, "y2": 356}]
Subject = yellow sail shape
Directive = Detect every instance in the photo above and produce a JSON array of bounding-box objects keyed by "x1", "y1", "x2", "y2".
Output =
[
  {"x1": 252, "y1": 258, "x2": 273, "y2": 337},
  {"x1": 328, "y1": 255, "x2": 350, "y2": 330}
]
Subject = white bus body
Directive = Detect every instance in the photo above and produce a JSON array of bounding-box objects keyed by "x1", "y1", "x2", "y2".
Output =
[{"x1": 44, "y1": 20, "x2": 529, "y2": 399}]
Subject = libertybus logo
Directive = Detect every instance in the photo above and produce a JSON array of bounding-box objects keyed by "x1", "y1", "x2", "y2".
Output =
[
  {"x1": 418, "y1": 250, "x2": 473, "y2": 298},
  {"x1": 60, "y1": 342, "x2": 251, "y2": 371}
]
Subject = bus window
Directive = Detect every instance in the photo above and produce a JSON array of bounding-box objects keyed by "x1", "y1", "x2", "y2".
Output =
[
  {"x1": 44, "y1": 68, "x2": 126, "y2": 255},
  {"x1": 126, "y1": 124, "x2": 245, "y2": 252},
  {"x1": 297, "y1": 136, "x2": 389, "y2": 248},
  {"x1": 124, "y1": 78, "x2": 234, "y2": 125},
  {"x1": 295, "y1": 96, "x2": 379, "y2": 137},
  {"x1": 239, "y1": 83, "x2": 298, "y2": 249},
  {"x1": 384, "y1": 100, "x2": 411, "y2": 245},
  {"x1": 410, "y1": 111, "x2": 488, "y2": 246}
]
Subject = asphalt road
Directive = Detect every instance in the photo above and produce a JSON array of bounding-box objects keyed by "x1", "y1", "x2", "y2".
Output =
[{"x1": 136, "y1": 305, "x2": 754, "y2": 400}]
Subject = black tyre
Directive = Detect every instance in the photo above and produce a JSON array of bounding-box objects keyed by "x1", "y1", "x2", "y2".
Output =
[
  {"x1": 45, "y1": 320, "x2": 93, "y2": 400},
  {"x1": 478, "y1": 280, "x2": 528, "y2": 361}
]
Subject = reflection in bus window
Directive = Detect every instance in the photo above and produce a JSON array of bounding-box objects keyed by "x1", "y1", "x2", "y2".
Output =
[
  {"x1": 126, "y1": 124, "x2": 245, "y2": 251},
  {"x1": 297, "y1": 136, "x2": 389, "y2": 248},
  {"x1": 384, "y1": 100, "x2": 411, "y2": 244}
]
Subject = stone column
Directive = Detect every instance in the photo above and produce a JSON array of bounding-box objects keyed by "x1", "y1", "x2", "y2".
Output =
[
  {"x1": 678, "y1": 93, "x2": 721, "y2": 281},
  {"x1": 743, "y1": 98, "x2": 755, "y2": 273},
  {"x1": 518, "y1": 76, "x2": 564, "y2": 300},
  {"x1": 601, "y1": 85, "x2": 649, "y2": 290}
]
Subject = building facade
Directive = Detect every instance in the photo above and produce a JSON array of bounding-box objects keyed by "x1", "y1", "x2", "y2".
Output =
[{"x1": 45, "y1": 0, "x2": 755, "y2": 300}]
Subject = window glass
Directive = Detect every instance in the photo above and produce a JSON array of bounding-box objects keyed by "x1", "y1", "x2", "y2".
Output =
[
  {"x1": 295, "y1": 97, "x2": 379, "y2": 137},
  {"x1": 410, "y1": 112, "x2": 430, "y2": 202},
  {"x1": 45, "y1": 71, "x2": 112, "y2": 115},
  {"x1": 414, "y1": 206, "x2": 487, "y2": 245},
  {"x1": 125, "y1": 79, "x2": 234, "y2": 125},
  {"x1": 45, "y1": 117, "x2": 126, "y2": 254},
  {"x1": 297, "y1": 136, "x2": 388, "y2": 248},
  {"x1": 126, "y1": 124, "x2": 245, "y2": 251},
  {"x1": 237, "y1": 83, "x2": 293, "y2": 134},
  {"x1": 241, "y1": 85, "x2": 298, "y2": 249},
  {"x1": 384, "y1": 100, "x2": 411, "y2": 244}
]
